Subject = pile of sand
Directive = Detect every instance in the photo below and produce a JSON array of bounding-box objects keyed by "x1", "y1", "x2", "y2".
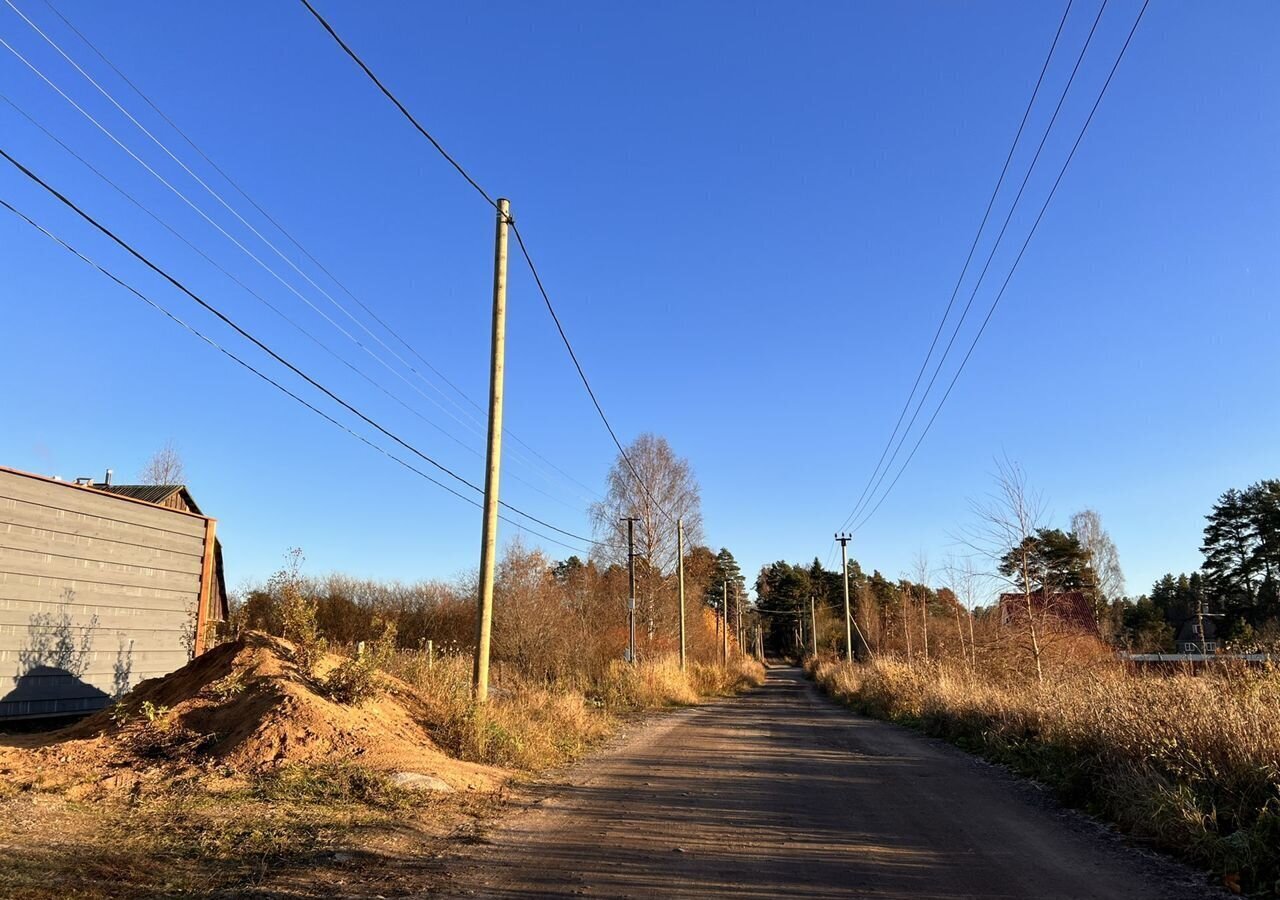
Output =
[{"x1": 0, "y1": 632, "x2": 503, "y2": 796}]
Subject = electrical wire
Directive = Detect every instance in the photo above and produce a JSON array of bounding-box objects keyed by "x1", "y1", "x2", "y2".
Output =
[
  {"x1": 0, "y1": 195, "x2": 589, "y2": 554},
  {"x1": 25, "y1": 0, "x2": 602, "y2": 505},
  {"x1": 296, "y1": 0, "x2": 495, "y2": 209},
  {"x1": 510, "y1": 222, "x2": 678, "y2": 525},
  {"x1": 846, "y1": 0, "x2": 1112, "y2": 531},
  {"x1": 0, "y1": 92, "x2": 586, "y2": 515},
  {"x1": 851, "y1": 0, "x2": 1150, "y2": 532},
  {"x1": 0, "y1": 146, "x2": 600, "y2": 547},
  {"x1": 838, "y1": 0, "x2": 1077, "y2": 531},
  {"x1": 296, "y1": 0, "x2": 680, "y2": 526}
]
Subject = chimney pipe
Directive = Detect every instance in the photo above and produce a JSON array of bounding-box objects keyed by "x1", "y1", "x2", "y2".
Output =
[{"x1": 104, "y1": 468, "x2": 113, "y2": 486}]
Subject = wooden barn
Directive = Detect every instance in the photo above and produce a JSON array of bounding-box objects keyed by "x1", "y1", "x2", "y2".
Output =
[{"x1": 0, "y1": 466, "x2": 228, "y2": 719}]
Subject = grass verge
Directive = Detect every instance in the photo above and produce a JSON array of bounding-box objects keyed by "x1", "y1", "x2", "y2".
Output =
[
  {"x1": 0, "y1": 652, "x2": 764, "y2": 898},
  {"x1": 808, "y1": 655, "x2": 1280, "y2": 896}
]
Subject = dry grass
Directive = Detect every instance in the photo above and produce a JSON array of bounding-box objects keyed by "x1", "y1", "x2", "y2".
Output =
[
  {"x1": 0, "y1": 636, "x2": 763, "y2": 899},
  {"x1": 386, "y1": 650, "x2": 765, "y2": 770},
  {"x1": 0, "y1": 763, "x2": 495, "y2": 899},
  {"x1": 809, "y1": 655, "x2": 1280, "y2": 894}
]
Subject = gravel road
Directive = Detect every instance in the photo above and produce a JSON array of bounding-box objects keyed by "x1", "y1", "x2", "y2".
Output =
[{"x1": 435, "y1": 666, "x2": 1220, "y2": 899}]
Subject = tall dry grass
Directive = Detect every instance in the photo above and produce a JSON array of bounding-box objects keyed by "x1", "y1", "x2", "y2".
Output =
[
  {"x1": 388, "y1": 650, "x2": 764, "y2": 770},
  {"x1": 810, "y1": 655, "x2": 1280, "y2": 893}
]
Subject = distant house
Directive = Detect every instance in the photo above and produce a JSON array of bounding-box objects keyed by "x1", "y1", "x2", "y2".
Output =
[
  {"x1": 998, "y1": 589, "x2": 1099, "y2": 636},
  {"x1": 0, "y1": 466, "x2": 228, "y2": 719},
  {"x1": 1174, "y1": 614, "x2": 1219, "y2": 655}
]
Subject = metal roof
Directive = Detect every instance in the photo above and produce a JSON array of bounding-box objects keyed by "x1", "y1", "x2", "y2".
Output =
[
  {"x1": 91, "y1": 483, "x2": 208, "y2": 515},
  {"x1": 91, "y1": 484, "x2": 184, "y2": 505}
]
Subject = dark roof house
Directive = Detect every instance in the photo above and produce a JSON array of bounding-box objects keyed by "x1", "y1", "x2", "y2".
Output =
[
  {"x1": 998, "y1": 589, "x2": 1099, "y2": 636},
  {"x1": 1174, "y1": 614, "x2": 1219, "y2": 654}
]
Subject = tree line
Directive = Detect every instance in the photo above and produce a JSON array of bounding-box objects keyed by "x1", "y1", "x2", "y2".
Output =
[
  {"x1": 230, "y1": 435, "x2": 756, "y2": 680},
  {"x1": 756, "y1": 468, "x2": 1280, "y2": 671}
]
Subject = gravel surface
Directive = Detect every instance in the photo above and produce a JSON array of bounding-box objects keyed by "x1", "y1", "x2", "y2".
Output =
[{"x1": 433, "y1": 666, "x2": 1223, "y2": 899}]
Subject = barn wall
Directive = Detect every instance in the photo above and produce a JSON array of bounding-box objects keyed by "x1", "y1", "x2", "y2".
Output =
[{"x1": 0, "y1": 469, "x2": 208, "y2": 718}]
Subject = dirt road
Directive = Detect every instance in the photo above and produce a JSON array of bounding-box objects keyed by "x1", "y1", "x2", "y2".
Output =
[{"x1": 436, "y1": 666, "x2": 1216, "y2": 899}]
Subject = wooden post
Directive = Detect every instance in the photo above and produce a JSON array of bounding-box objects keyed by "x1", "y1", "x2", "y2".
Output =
[
  {"x1": 810, "y1": 595, "x2": 818, "y2": 657},
  {"x1": 722, "y1": 582, "x2": 729, "y2": 666},
  {"x1": 194, "y1": 518, "x2": 217, "y2": 657},
  {"x1": 836, "y1": 533, "x2": 853, "y2": 662},
  {"x1": 677, "y1": 518, "x2": 686, "y2": 670},
  {"x1": 427, "y1": 639, "x2": 434, "y2": 670},
  {"x1": 473, "y1": 198, "x2": 510, "y2": 702}
]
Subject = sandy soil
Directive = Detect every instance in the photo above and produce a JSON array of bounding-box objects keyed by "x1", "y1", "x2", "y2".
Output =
[{"x1": 431, "y1": 666, "x2": 1223, "y2": 899}]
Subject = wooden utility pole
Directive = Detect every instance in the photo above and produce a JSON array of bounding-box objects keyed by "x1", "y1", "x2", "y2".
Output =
[
  {"x1": 473, "y1": 198, "x2": 511, "y2": 702},
  {"x1": 810, "y1": 595, "x2": 818, "y2": 657},
  {"x1": 623, "y1": 516, "x2": 639, "y2": 664},
  {"x1": 836, "y1": 533, "x2": 853, "y2": 663},
  {"x1": 721, "y1": 582, "x2": 729, "y2": 666},
  {"x1": 735, "y1": 587, "x2": 743, "y2": 657},
  {"x1": 677, "y1": 518, "x2": 687, "y2": 670}
]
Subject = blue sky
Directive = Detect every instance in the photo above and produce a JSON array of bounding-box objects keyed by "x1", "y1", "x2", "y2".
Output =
[{"x1": 1, "y1": 1, "x2": 1276, "y2": 599}]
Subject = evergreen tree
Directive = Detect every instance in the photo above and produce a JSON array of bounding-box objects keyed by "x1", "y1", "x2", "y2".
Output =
[
  {"x1": 1202, "y1": 487, "x2": 1261, "y2": 607},
  {"x1": 998, "y1": 528, "x2": 1097, "y2": 594}
]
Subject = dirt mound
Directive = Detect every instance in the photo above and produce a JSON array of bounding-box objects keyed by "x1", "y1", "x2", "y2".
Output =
[{"x1": 0, "y1": 633, "x2": 504, "y2": 795}]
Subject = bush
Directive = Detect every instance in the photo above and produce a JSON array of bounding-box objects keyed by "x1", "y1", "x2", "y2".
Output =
[{"x1": 326, "y1": 620, "x2": 397, "y2": 704}]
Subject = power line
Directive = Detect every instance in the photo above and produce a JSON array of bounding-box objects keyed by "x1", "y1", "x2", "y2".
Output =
[
  {"x1": 0, "y1": 92, "x2": 586, "y2": 516},
  {"x1": 847, "y1": 0, "x2": 1113, "y2": 531},
  {"x1": 1, "y1": 7, "x2": 499, "y2": 457},
  {"x1": 296, "y1": 0, "x2": 496, "y2": 209},
  {"x1": 296, "y1": 0, "x2": 679, "y2": 526},
  {"x1": 0, "y1": 195, "x2": 589, "y2": 554},
  {"x1": 6, "y1": 14, "x2": 596, "y2": 513},
  {"x1": 36, "y1": 0, "x2": 602, "y2": 506},
  {"x1": 839, "y1": 0, "x2": 1077, "y2": 531},
  {"x1": 510, "y1": 222, "x2": 677, "y2": 525},
  {"x1": 851, "y1": 0, "x2": 1150, "y2": 532},
  {"x1": 0, "y1": 146, "x2": 599, "y2": 547}
]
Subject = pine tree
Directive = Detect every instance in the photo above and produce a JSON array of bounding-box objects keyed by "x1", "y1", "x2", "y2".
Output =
[{"x1": 1201, "y1": 487, "x2": 1262, "y2": 608}]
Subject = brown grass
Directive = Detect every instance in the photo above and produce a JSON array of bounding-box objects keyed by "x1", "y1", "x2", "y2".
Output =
[
  {"x1": 386, "y1": 650, "x2": 764, "y2": 770},
  {"x1": 0, "y1": 638, "x2": 764, "y2": 898},
  {"x1": 809, "y1": 655, "x2": 1280, "y2": 894}
]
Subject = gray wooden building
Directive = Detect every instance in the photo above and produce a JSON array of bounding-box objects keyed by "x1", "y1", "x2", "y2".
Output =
[{"x1": 0, "y1": 466, "x2": 227, "y2": 719}]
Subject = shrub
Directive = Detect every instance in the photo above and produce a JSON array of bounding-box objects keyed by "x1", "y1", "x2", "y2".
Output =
[{"x1": 326, "y1": 620, "x2": 397, "y2": 704}]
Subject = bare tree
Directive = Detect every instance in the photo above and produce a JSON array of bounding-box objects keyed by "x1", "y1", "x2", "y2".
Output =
[
  {"x1": 140, "y1": 441, "x2": 185, "y2": 485},
  {"x1": 912, "y1": 553, "x2": 931, "y2": 662},
  {"x1": 943, "y1": 555, "x2": 986, "y2": 674},
  {"x1": 589, "y1": 434, "x2": 703, "y2": 573},
  {"x1": 588, "y1": 434, "x2": 703, "y2": 648},
  {"x1": 962, "y1": 457, "x2": 1049, "y2": 684},
  {"x1": 1070, "y1": 508, "x2": 1125, "y2": 631}
]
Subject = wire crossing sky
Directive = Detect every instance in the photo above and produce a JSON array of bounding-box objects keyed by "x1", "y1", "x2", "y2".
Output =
[{"x1": 0, "y1": 1, "x2": 1275, "y2": 597}]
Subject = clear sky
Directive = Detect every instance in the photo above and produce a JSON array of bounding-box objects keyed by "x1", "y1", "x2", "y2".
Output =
[{"x1": 1, "y1": 1, "x2": 1276, "y2": 600}]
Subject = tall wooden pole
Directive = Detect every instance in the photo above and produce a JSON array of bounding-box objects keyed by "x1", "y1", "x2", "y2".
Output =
[
  {"x1": 836, "y1": 533, "x2": 853, "y2": 662},
  {"x1": 624, "y1": 516, "x2": 639, "y2": 664},
  {"x1": 721, "y1": 582, "x2": 729, "y2": 666},
  {"x1": 677, "y1": 518, "x2": 686, "y2": 670},
  {"x1": 473, "y1": 198, "x2": 511, "y2": 702},
  {"x1": 810, "y1": 595, "x2": 818, "y2": 657},
  {"x1": 735, "y1": 587, "x2": 743, "y2": 657}
]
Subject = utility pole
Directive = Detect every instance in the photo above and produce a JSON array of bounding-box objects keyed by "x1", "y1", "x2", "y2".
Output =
[
  {"x1": 473, "y1": 198, "x2": 511, "y2": 702},
  {"x1": 722, "y1": 581, "x2": 729, "y2": 666},
  {"x1": 836, "y1": 533, "x2": 853, "y2": 663},
  {"x1": 623, "y1": 516, "x2": 639, "y2": 664},
  {"x1": 677, "y1": 518, "x2": 687, "y2": 670},
  {"x1": 735, "y1": 586, "x2": 743, "y2": 657},
  {"x1": 810, "y1": 595, "x2": 818, "y2": 657}
]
